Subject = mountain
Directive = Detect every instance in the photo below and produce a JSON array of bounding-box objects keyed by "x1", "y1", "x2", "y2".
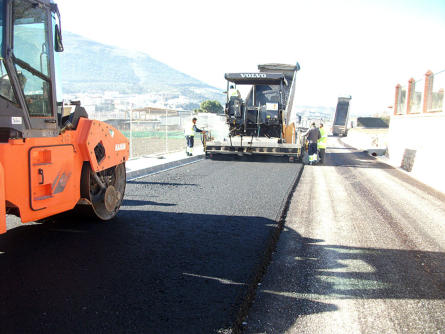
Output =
[
  {"x1": 58, "y1": 32, "x2": 224, "y2": 109},
  {"x1": 294, "y1": 105, "x2": 335, "y2": 121}
]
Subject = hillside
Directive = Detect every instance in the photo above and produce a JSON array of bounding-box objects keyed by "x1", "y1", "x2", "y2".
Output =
[{"x1": 58, "y1": 32, "x2": 224, "y2": 108}]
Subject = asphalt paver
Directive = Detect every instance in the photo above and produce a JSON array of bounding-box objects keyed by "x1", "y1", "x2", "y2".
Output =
[
  {"x1": 0, "y1": 156, "x2": 301, "y2": 333},
  {"x1": 246, "y1": 137, "x2": 445, "y2": 334}
]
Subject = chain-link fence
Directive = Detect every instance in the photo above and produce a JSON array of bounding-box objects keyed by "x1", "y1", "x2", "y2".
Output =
[{"x1": 85, "y1": 106, "x2": 228, "y2": 159}]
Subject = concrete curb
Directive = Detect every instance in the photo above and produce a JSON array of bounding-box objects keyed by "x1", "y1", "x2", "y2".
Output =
[{"x1": 126, "y1": 154, "x2": 204, "y2": 181}]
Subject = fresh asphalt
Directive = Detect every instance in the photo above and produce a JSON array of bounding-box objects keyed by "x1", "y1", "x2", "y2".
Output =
[
  {"x1": 246, "y1": 137, "x2": 445, "y2": 334},
  {"x1": 0, "y1": 155, "x2": 302, "y2": 333}
]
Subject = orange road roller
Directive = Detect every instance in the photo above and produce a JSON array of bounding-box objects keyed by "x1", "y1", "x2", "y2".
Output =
[{"x1": 0, "y1": 0, "x2": 129, "y2": 233}]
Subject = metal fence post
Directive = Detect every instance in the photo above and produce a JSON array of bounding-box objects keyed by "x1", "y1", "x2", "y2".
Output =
[
  {"x1": 129, "y1": 105, "x2": 133, "y2": 159},
  {"x1": 165, "y1": 109, "x2": 168, "y2": 154}
]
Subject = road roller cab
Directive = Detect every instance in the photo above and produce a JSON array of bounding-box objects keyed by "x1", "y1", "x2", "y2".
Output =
[{"x1": 0, "y1": 0, "x2": 129, "y2": 233}]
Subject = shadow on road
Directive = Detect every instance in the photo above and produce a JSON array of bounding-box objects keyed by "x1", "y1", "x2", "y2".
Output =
[
  {"x1": 248, "y1": 226, "x2": 445, "y2": 333},
  {"x1": 2, "y1": 207, "x2": 444, "y2": 334},
  {"x1": 122, "y1": 199, "x2": 176, "y2": 207},
  {"x1": 0, "y1": 210, "x2": 279, "y2": 334}
]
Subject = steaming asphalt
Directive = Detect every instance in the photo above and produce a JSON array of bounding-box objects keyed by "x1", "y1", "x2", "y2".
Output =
[
  {"x1": 0, "y1": 155, "x2": 302, "y2": 333},
  {"x1": 246, "y1": 137, "x2": 445, "y2": 334}
]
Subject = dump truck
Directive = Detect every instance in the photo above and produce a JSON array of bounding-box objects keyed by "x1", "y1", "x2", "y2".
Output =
[
  {"x1": 332, "y1": 96, "x2": 352, "y2": 136},
  {"x1": 205, "y1": 63, "x2": 303, "y2": 161},
  {"x1": 0, "y1": 0, "x2": 129, "y2": 233}
]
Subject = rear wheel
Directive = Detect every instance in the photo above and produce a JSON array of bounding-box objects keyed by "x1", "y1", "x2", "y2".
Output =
[{"x1": 80, "y1": 163, "x2": 126, "y2": 220}]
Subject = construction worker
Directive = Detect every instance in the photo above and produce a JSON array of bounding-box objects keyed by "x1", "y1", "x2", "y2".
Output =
[
  {"x1": 185, "y1": 117, "x2": 205, "y2": 156},
  {"x1": 228, "y1": 84, "x2": 240, "y2": 98},
  {"x1": 318, "y1": 123, "x2": 327, "y2": 164},
  {"x1": 304, "y1": 122, "x2": 321, "y2": 165}
]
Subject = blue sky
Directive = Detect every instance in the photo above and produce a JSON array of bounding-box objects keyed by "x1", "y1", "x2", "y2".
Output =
[
  {"x1": 56, "y1": 0, "x2": 445, "y2": 115},
  {"x1": 382, "y1": 0, "x2": 445, "y2": 22}
]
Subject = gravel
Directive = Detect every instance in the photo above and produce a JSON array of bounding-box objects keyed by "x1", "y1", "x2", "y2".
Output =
[{"x1": 246, "y1": 137, "x2": 445, "y2": 334}]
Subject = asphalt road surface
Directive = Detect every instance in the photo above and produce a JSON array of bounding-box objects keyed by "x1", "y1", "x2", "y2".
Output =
[
  {"x1": 246, "y1": 137, "x2": 445, "y2": 334},
  {"x1": 0, "y1": 156, "x2": 302, "y2": 334}
]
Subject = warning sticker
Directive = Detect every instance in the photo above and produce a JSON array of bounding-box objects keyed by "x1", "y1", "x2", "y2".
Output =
[
  {"x1": 266, "y1": 103, "x2": 278, "y2": 111},
  {"x1": 115, "y1": 143, "x2": 126, "y2": 151},
  {"x1": 11, "y1": 117, "x2": 22, "y2": 125}
]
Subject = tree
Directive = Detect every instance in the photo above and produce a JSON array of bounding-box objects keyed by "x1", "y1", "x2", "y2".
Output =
[{"x1": 200, "y1": 100, "x2": 223, "y2": 114}]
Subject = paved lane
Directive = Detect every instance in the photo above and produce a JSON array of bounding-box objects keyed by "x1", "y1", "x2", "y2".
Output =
[
  {"x1": 0, "y1": 157, "x2": 301, "y2": 334},
  {"x1": 246, "y1": 137, "x2": 445, "y2": 334}
]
